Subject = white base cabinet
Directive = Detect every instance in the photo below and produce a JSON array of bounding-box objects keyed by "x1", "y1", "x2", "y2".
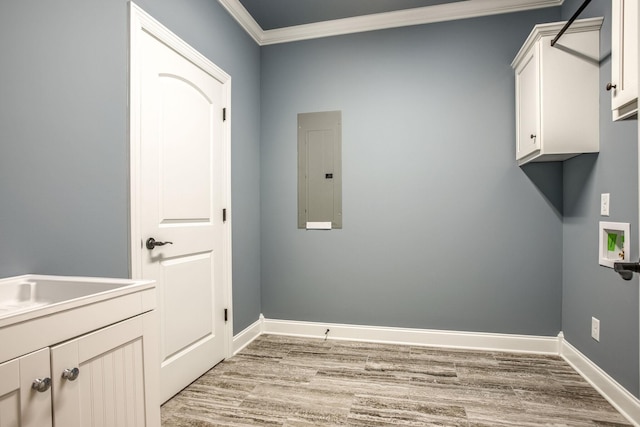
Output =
[
  {"x1": 0, "y1": 275, "x2": 159, "y2": 427},
  {"x1": 0, "y1": 312, "x2": 159, "y2": 427},
  {"x1": 512, "y1": 17, "x2": 603, "y2": 165}
]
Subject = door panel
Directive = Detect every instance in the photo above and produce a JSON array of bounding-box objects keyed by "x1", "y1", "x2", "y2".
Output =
[
  {"x1": 516, "y1": 47, "x2": 540, "y2": 160},
  {"x1": 51, "y1": 316, "x2": 147, "y2": 427},
  {"x1": 138, "y1": 28, "x2": 226, "y2": 403},
  {"x1": 161, "y1": 253, "x2": 214, "y2": 358},
  {"x1": 307, "y1": 130, "x2": 335, "y2": 222},
  {"x1": 0, "y1": 358, "x2": 21, "y2": 426},
  {"x1": 612, "y1": 0, "x2": 638, "y2": 110},
  {"x1": 159, "y1": 76, "x2": 215, "y2": 222},
  {"x1": 0, "y1": 349, "x2": 52, "y2": 427}
]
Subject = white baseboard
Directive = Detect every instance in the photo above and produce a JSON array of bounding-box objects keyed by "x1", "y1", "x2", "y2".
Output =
[
  {"x1": 232, "y1": 314, "x2": 264, "y2": 355},
  {"x1": 262, "y1": 317, "x2": 560, "y2": 354},
  {"x1": 560, "y1": 336, "x2": 640, "y2": 427}
]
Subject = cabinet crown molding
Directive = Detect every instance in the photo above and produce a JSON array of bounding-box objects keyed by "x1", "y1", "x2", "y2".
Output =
[{"x1": 512, "y1": 17, "x2": 604, "y2": 68}]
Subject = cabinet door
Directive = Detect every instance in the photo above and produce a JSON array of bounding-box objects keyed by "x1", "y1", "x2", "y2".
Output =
[
  {"x1": 611, "y1": 0, "x2": 638, "y2": 120},
  {"x1": 51, "y1": 313, "x2": 159, "y2": 427},
  {"x1": 0, "y1": 348, "x2": 52, "y2": 427},
  {"x1": 515, "y1": 45, "x2": 540, "y2": 160}
]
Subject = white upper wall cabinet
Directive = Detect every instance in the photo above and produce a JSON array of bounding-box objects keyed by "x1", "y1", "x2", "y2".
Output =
[
  {"x1": 512, "y1": 18, "x2": 603, "y2": 166},
  {"x1": 610, "y1": 0, "x2": 638, "y2": 121}
]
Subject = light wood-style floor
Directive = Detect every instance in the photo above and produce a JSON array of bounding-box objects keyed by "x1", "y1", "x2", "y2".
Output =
[{"x1": 161, "y1": 334, "x2": 632, "y2": 426}]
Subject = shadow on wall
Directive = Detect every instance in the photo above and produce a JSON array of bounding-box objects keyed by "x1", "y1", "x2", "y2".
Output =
[
  {"x1": 520, "y1": 160, "x2": 567, "y2": 217},
  {"x1": 562, "y1": 153, "x2": 598, "y2": 218}
]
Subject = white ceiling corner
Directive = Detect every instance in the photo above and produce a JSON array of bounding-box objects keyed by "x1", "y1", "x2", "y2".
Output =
[{"x1": 217, "y1": 0, "x2": 564, "y2": 46}]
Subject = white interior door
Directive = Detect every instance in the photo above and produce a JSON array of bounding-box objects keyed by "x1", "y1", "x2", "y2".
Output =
[{"x1": 130, "y1": 4, "x2": 232, "y2": 404}]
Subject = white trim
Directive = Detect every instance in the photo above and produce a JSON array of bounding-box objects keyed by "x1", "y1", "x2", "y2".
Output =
[
  {"x1": 232, "y1": 314, "x2": 264, "y2": 355},
  {"x1": 511, "y1": 16, "x2": 604, "y2": 68},
  {"x1": 215, "y1": 0, "x2": 263, "y2": 45},
  {"x1": 128, "y1": 2, "x2": 234, "y2": 358},
  {"x1": 240, "y1": 317, "x2": 639, "y2": 424},
  {"x1": 637, "y1": 0, "x2": 640, "y2": 398},
  {"x1": 129, "y1": 3, "x2": 143, "y2": 280},
  {"x1": 218, "y1": 0, "x2": 563, "y2": 46},
  {"x1": 560, "y1": 337, "x2": 640, "y2": 426},
  {"x1": 262, "y1": 317, "x2": 560, "y2": 354}
]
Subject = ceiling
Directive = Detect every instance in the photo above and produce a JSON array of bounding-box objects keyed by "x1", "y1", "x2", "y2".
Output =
[
  {"x1": 216, "y1": 0, "x2": 564, "y2": 45},
  {"x1": 237, "y1": 0, "x2": 464, "y2": 30}
]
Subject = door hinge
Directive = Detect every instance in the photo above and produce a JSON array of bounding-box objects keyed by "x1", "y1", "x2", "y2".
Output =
[
  {"x1": 223, "y1": 108, "x2": 227, "y2": 122},
  {"x1": 224, "y1": 308, "x2": 228, "y2": 322},
  {"x1": 223, "y1": 208, "x2": 227, "y2": 222}
]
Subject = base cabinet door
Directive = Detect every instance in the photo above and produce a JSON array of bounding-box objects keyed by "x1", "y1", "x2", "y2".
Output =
[
  {"x1": 51, "y1": 313, "x2": 160, "y2": 427},
  {"x1": 0, "y1": 348, "x2": 52, "y2": 427}
]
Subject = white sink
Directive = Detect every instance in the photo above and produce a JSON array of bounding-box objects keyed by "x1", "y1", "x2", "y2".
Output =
[
  {"x1": 0, "y1": 275, "x2": 154, "y2": 323},
  {"x1": 0, "y1": 278, "x2": 132, "y2": 316},
  {"x1": 0, "y1": 275, "x2": 156, "y2": 364}
]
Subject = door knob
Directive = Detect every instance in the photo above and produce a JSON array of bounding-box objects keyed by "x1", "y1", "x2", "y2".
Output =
[
  {"x1": 32, "y1": 377, "x2": 52, "y2": 393},
  {"x1": 146, "y1": 238, "x2": 173, "y2": 250},
  {"x1": 62, "y1": 367, "x2": 80, "y2": 381}
]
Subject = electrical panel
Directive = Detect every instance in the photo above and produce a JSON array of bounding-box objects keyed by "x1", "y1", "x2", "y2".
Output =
[{"x1": 298, "y1": 111, "x2": 342, "y2": 229}]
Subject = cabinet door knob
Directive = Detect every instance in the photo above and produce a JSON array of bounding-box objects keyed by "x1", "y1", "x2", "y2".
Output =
[
  {"x1": 31, "y1": 377, "x2": 52, "y2": 393},
  {"x1": 62, "y1": 367, "x2": 80, "y2": 381},
  {"x1": 530, "y1": 134, "x2": 536, "y2": 139},
  {"x1": 606, "y1": 82, "x2": 617, "y2": 91}
]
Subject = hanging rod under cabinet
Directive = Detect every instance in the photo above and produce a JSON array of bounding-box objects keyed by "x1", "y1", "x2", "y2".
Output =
[{"x1": 551, "y1": 0, "x2": 592, "y2": 46}]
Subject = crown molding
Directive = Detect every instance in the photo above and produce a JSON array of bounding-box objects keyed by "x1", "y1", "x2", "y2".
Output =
[
  {"x1": 511, "y1": 16, "x2": 603, "y2": 67},
  {"x1": 216, "y1": 0, "x2": 264, "y2": 43},
  {"x1": 218, "y1": 0, "x2": 563, "y2": 46}
]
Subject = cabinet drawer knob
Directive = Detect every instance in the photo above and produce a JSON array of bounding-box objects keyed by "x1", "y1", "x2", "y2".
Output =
[
  {"x1": 530, "y1": 134, "x2": 536, "y2": 139},
  {"x1": 31, "y1": 377, "x2": 52, "y2": 393},
  {"x1": 606, "y1": 82, "x2": 617, "y2": 91},
  {"x1": 62, "y1": 367, "x2": 80, "y2": 381}
]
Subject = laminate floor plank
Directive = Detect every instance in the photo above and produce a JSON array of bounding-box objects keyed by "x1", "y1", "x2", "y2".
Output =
[{"x1": 162, "y1": 335, "x2": 632, "y2": 426}]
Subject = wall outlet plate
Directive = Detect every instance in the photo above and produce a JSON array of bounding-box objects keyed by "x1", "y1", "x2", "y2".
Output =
[
  {"x1": 601, "y1": 193, "x2": 610, "y2": 216},
  {"x1": 591, "y1": 317, "x2": 600, "y2": 342}
]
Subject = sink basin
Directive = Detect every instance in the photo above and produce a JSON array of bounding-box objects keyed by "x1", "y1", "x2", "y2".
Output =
[
  {"x1": 0, "y1": 275, "x2": 154, "y2": 321},
  {"x1": 0, "y1": 274, "x2": 155, "y2": 365}
]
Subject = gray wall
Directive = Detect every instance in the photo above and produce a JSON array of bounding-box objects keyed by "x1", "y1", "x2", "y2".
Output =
[
  {"x1": 2, "y1": 0, "x2": 637, "y2": 399},
  {"x1": 260, "y1": 8, "x2": 564, "y2": 335},
  {"x1": 561, "y1": 0, "x2": 639, "y2": 397},
  {"x1": 0, "y1": 0, "x2": 262, "y2": 334}
]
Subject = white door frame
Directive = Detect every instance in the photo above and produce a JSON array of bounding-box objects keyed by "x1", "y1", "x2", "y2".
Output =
[
  {"x1": 128, "y1": 2, "x2": 233, "y2": 358},
  {"x1": 637, "y1": 0, "x2": 640, "y2": 398}
]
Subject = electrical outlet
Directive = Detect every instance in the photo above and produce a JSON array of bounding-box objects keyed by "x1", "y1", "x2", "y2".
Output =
[
  {"x1": 601, "y1": 193, "x2": 610, "y2": 216},
  {"x1": 591, "y1": 317, "x2": 600, "y2": 342}
]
